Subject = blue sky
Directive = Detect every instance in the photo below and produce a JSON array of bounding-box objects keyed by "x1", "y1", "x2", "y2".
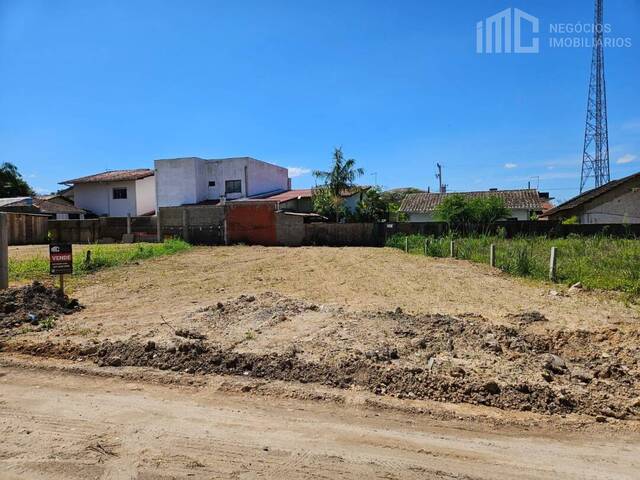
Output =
[{"x1": 0, "y1": 0, "x2": 638, "y2": 202}]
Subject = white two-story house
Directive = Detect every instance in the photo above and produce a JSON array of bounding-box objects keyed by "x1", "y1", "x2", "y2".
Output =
[
  {"x1": 154, "y1": 157, "x2": 289, "y2": 207},
  {"x1": 61, "y1": 169, "x2": 157, "y2": 217}
]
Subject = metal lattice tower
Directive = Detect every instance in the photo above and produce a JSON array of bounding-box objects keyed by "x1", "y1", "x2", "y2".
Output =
[{"x1": 580, "y1": 0, "x2": 610, "y2": 193}]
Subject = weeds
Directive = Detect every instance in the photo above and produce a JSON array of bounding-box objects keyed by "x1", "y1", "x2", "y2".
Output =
[
  {"x1": 387, "y1": 233, "x2": 640, "y2": 297},
  {"x1": 9, "y1": 240, "x2": 191, "y2": 282},
  {"x1": 39, "y1": 316, "x2": 56, "y2": 330}
]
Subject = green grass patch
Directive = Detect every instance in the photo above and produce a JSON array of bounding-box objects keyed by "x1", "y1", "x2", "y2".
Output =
[
  {"x1": 387, "y1": 233, "x2": 640, "y2": 296},
  {"x1": 9, "y1": 239, "x2": 191, "y2": 282}
]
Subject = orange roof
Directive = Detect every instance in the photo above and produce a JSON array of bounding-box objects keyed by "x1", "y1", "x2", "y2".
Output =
[{"x1": 262, "y1": 189, "x2": 312, "y2": 202}]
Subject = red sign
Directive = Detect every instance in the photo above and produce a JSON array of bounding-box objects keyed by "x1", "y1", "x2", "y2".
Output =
[{"x1": 50, "y1": 243, "x2": 73, "y2": 275}]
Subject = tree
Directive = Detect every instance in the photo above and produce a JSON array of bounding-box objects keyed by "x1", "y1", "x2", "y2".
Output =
[
  {"x1": 0, "y1": 163, "x2": 34, "y2": 197},
  {"x1": 355, "y1": 187, "x2": 387, "y2": 222},
  {"x1": 313, "y1": 148, "x2": 364, "y2": 222},
  {"x1": 434, "y1": 194, "x2": 510, "y2": 233}
]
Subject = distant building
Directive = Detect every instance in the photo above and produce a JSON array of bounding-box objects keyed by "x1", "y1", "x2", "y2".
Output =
[
  {"x1": 0, "y1": 195, "x2": 86, "y2": 219},
  {"x1": 540, "y1": 172, "x2": 640, "y2": 223},
  {"x1": 60, "y1": 169, "x2": 156, "y2": 217},
  {"x1": 155, "y1": 157, "x2": 289, "y2": 208},
  {"x1": 400, "y1": 189, "x2": 548, "y2": 222},
  {"x1": 241, "y1": 187, "x2": 371, "y2": 215}
]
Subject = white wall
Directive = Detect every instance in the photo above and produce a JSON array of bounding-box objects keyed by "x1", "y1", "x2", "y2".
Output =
[
  {"x1": 246, "y1": 158, "x2": 288, "y2": 196},
  {"x1": 74, "y1": 181, "x2": 137, "y2": 217},
  {"x1": 156, "y1": 157, "x2": 289, "y2": 207},
  {"x1": 155, "y1": 158, "x2": 200, "y2": 207},
  {"x1": 135, "y1": 175, "x2": 156, "y2": 215}
]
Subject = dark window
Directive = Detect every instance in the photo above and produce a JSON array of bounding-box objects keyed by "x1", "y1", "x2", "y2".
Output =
[
  {"x1": 225, "y1": 180, "x2": 242, "y2": 194},
  {"x1": 68, "y1": 214, "x2": 80, "y2": 220},
  {"x1": 113, "y1": 188, "x2": 127, "y2": 199},
  {"x1": 208, "y1": 181, "x2": 216, "y2": 187}
]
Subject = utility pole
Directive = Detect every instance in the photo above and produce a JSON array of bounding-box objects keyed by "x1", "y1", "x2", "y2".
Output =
[
  {"x1": 436, "y1": 163, "x2": 447, "y2": 193},
  {"x1": 580, "y1": 0, "x2": 610, "y2": 193}
]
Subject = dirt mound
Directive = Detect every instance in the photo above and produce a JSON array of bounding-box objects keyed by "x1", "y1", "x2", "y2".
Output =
[
  {"x1": 0, "y1": 282, "x2": 82, "y2": 330},
  {"x1": 6, "y1": 292, "x2": 640, "y2": 420}
]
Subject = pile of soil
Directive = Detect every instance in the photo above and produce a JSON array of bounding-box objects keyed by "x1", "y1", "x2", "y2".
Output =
[
  {"x1": 6, "y1": 292, "x2": 640, "y2": 420},
  {"x1": 0, "y1": 282, "x2": 82, "y2": 330}
]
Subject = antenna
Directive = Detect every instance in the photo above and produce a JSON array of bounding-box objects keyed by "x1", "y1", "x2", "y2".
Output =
[{"x1": 580, "y1": 0, "x2": 610, "y2": 192}]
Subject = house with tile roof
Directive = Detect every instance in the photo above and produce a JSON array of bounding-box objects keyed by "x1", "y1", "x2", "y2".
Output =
[
  {"x1": 540, "y1": 172, "x2": 640, "y2": 223},
  {"x1": 400, "y1": 189, "x2": 549, "y2": 222},
  {"x1": 0, "y1": 195, "x2": 87, "y2": 219},
  {"x1": 60, "y1": 169, "x2": 156, "y2": 217}
]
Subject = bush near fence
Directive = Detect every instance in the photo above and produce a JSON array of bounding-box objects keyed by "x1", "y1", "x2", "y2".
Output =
[{"x1": 387, "y1": 233, "x2": 640, "y2": 297}]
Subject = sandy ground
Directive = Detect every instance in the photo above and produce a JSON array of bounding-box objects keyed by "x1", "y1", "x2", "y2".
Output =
[
  {"x1": 26, "y1": 245, "x2": 639, "y2": 335},
  {"x1": 3, "y1": 245, "x2": 640, "y2": 477},
  {"x1": 1, "y1": 363, "x2": 639, "y2": 480}
]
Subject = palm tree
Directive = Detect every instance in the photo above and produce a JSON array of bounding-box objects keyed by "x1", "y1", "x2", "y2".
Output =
[{"x1": 313, "y1": 148, "x2": 364, "y2": 222}]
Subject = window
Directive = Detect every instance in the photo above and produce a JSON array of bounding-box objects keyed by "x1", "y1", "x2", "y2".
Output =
[
  {"x1": 208, "y1": 181, "x2": 216, "y2": 187},
  {"x1": 68, "y1": 214, "x2": 80, "y2": 220},
  {"x1": 113, "y1": 188, "x2": 127, "y2": 199},
  {"x1": 225, "y1": 180, "x2": 242, "y2": 194}
]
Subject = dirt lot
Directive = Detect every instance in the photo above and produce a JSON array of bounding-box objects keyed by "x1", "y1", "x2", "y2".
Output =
[
  {"x1": 2, "y1": 245, "x2": 640, "y2": 477},
  {"x1": 2, "y1": 361, "x2": 640, "y2": 480}
]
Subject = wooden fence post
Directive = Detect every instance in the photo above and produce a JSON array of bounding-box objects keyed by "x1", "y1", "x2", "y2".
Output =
[
  {"x1": 404, "y1": 236, "x2": 408, "y2": 253},
  {"x1": 490, "y1": 244, "x2": 496, "y2": 268},
  {"x1": 450, "y1": 240, "x2": 455, "y2": 258},
  {"x1": 0, "y1": 214, "x2": 8, "y2": 289},
  {"x1": 549, "y1": 246, "x2": 558, "y2": 282}
]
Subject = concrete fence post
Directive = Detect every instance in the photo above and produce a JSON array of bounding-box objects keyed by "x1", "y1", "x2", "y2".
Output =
[
  {"x1": 126, "y1": 213, "x2": 132, "y2": 235},
  {"x1": 450, "y1": 240, "x2": 455, "y2": 258},
  {"x1": 404, "y1": 236, "x2": 408, "y2": 253},
  {"x1": 182, "y1": 209, "x2": 190, "y2": 243},
  {"x1": 424, "y1": 238, "x2": 428, "y2": 256},
  {"x1": 549, "y1": 246, "x2": 558, "y2": 282},
  {"x1": 156, "y1": 210, "x2": 162, "y2": 243},
  {"x1": 490, "y1": 244, "x2": 496, "y2": 268},
  {"x1": 0, "y1": 214, "x2": 8, "y2": 289}
]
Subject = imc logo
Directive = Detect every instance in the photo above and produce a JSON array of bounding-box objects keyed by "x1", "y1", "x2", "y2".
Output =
[{"x1": 477, "y1": 8, "x2": 540, "y2": 54}]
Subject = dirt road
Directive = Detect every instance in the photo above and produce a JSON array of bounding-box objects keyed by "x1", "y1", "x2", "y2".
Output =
[{"x1": 1, "y1": 364, "x2": 639, "y2": 480}]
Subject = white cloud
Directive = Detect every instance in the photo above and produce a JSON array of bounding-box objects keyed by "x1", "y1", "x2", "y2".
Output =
[
  {"x1": 622, "y1": 120, "x2": 640, "y2": 132},
  {"x1": 34, "y1": 187, "x2": 51, "y2": 194},
  {"x1": 287, "y1": 166, "x2": 312, "y2": 178},
  {"x1": 616, "y1": 154, "x2": 637, "y2": 165},
  {"x1": 504, "y1": 163, "x2": 518, "y2": 169}
]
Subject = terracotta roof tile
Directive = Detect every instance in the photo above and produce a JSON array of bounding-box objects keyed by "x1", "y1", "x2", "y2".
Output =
[
  {"x1": 400, "y1": 189, "x2": 544, "y2": 213},
  {"x1": 61, "y1": 169, "x2": 154, "y2": 184}
]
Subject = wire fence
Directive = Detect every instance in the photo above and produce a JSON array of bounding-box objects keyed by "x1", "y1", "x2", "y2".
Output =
[{"x1": 387, "y1": 233, "x2": 640, "y2": 296}]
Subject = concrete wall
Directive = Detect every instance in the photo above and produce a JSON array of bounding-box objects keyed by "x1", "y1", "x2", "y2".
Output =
[
  {"x1": 580, "y1": 186, "x2": 640, "y2": 224},
  {"x1": 155, "y1": 158, "x2": 200, "y2": 207},
  {"x1": 246, "y1": 158, "x2": 288, "y2": 197},
  {"x1": 74, "y1": 181, "x2": 138, "y2": 217},
  {"x1": 156, "y1": 157, "x2": 289, "y2": 207},
  {"x1": 275, "y1": 213, "x2": 305, "y2": 246},
  {"x1": 135, "y1": 175, "x2": 157, "y2": 215},
  {"x1": 49, "y1": 216, "x2": 158, "y2": 243}
]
